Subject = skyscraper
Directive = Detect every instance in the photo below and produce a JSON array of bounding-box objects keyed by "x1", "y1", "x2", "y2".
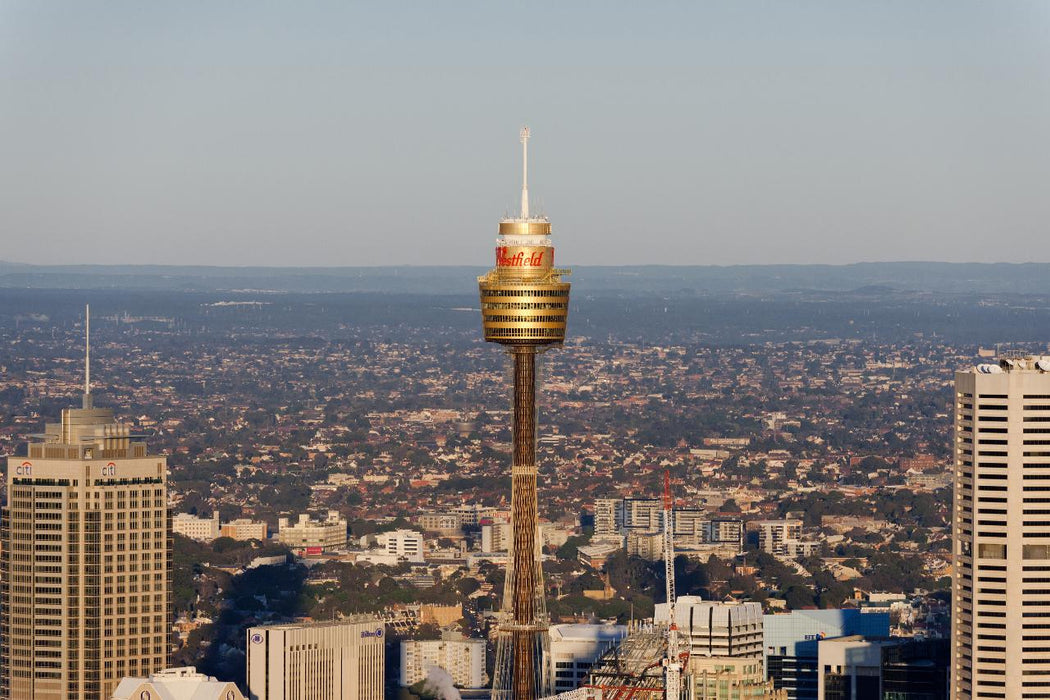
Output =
[
  {"x1": 479, "y1": 127, "x2": 571, "y2": 700},
  {"x1": 0, "y1": 307, "x2": 171, "y2": 699},
  {"x1": 952, "y1": 356, "x2": 1050, "y2": 699}
]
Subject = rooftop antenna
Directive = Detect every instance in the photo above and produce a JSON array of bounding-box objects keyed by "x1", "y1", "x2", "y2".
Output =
[
  {"x1": 520, "y1": 125, "x2": 530, "y2": 220},
  {"x1": 83, "y1": 304, "x2": 92, "y2": 409}
]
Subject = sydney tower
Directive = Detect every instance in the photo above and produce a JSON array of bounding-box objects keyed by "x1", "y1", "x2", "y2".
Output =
[{"x1": 480, "y1": 127, "x2": 570, "y2": 700}]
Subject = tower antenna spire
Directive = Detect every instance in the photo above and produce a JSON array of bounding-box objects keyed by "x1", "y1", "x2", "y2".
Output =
[
  {"x1": 83, "y1": 304, "x2": 92, "y2": 409},
  {"x1": 520, "y1": 125, "x2": 530, "y2": 220}
]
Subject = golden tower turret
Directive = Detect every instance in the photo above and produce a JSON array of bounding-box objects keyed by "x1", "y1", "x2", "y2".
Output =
[
  {"x1": 479, "y1": 127, "x2": 571, "y2": 345},
  {"x1": 481, "y1": 127, "x2": 570, "y2": 700}
]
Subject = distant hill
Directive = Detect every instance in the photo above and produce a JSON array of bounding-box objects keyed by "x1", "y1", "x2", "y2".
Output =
[{"x1": 2, "y1": 260, "x2": 1050, "y2": 296}]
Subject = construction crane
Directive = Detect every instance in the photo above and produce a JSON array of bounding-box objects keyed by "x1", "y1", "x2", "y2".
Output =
[{"x1": 662, "y1": 470, "x2": 682, "y2": 699}]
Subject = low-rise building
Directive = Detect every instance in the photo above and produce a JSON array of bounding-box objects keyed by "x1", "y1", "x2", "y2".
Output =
[
  {"x1": 172, "y1": 512, "x2": 220, "y2": 542},
  {"x1": 549, "y1": 623, "x2": 627, "y2": 694},
  {"x1": 220, "y1": 518, "x2": 267, "y2": 541},
  {"x1": 626, "y1": 530, "x2": 663, "y2": 561},
  {"x1": 111, "y1": 666, "x2": 245, "y2": 700},
  {"x1": 277, "y1": 511, "x2": 348, "y2": 551},
  {"x1": 377, "y1": 528, "x2": 425, "y2": 563}
]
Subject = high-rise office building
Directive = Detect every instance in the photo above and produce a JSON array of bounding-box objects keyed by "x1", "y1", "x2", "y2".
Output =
[
  {"x1": 479, "y1": 127, "x2": 571, "y2": 700},
  {"x1": 763, "y1": 609, "x2": 889, "y2": 700},
  {"x1": 246, "y1": 618, "x2": 385, "y2": 700},
  {"x1": 1, "y1": 308, "x2": 171, "y2": 699},
  {"x1": 952, "y1": 356, "x2": 1050, "y2": 699}
]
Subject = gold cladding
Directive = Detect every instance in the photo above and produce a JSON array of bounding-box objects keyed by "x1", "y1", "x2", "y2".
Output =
[{"x1": 498, "y1": 221, "x2": 552, "y2": 236}]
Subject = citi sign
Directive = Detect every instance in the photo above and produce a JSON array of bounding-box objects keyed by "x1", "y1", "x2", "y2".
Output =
[
  {"x1": 101, "y1": 462, "x2": 117, "y2": 476},
  {"x1": 496, "y1": 248, "x2": 546, "y2": 267},
  {"x1": 15, "y1": 461, "x2": 32, "y2": 476}
]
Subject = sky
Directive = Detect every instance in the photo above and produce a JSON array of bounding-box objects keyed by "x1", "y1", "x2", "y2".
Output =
[{"x1": 1, "y1": 1, "x2": 1049, "y2": 267}]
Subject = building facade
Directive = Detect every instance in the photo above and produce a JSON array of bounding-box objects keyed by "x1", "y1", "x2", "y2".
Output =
[
  {"x1": 220, "y1": 518, "x2": 268, "y2": 541},
  {"x1": 755, "y1": 520, "x2": 803, "y2": 558},
  {"x1": 622, "y1": 498, "x2": 662, "y2": 531},
  {"x1": 593, "y1": 499, "x2": 623, "y2": 536},
  {"x1": 277, "y1": 511, "x2": 347, "y2": 551},
  {"x1": 688, "y1": 656, "x2": 785, "y2": 700},
  {"x1": 763, "y1": 609, "x2": 889, "y2": 700},
  {"x1": 548, "y1": 624, "x2": 627, "y2": 694},
  {"x1": 112, "y1": 666, "x2": 245, "y2": 700},
  {"x1": 952, "y1": 356, "x2": 1050, "y2": 699},
  {"x1": 246, "y1": 619, "x2": 384, "y2": 700},
  {"x1": 377, "y1": 529, "x2": 424, "y2": 563},
  {"x1": 658, "y1": 597, "x2": 763, "y2": 660},
  {"x1": 1, "y1": 393, "x2": 171, "y2": 699},
  {"x1": 172, "y1": 512, "x2": 220, "y2": 541},
  {"x1": 399, "y1": 638, "x2": 486, "y2": 689}
]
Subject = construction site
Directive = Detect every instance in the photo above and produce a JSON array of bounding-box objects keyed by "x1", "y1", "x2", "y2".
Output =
[{"x1": 539, "y1": 471, "x2": 786, "y2": 700}]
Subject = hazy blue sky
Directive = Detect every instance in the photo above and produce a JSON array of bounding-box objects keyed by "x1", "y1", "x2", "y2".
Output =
[{"x1": 1, "y1": 1, "x2": 1048, "y2": 267}]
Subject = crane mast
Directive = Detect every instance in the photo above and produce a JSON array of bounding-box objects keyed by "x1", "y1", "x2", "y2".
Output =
[{"x1": 662, "y1": 470, "x2": 681, "y2": 699}]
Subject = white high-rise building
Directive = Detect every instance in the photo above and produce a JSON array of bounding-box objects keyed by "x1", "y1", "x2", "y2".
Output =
[
  {"x1": 656, "y1": 597, "x2": 764, "y2": 660},
  {"x1": 400, "y1": 638, "x2": 486, "y2": 689},
  {"x1": 246, "y1": 618, "x2": 384, "y2": 700},
  {"x1": 952, "y1": 356, "x2": 1050, "y2": 699}
]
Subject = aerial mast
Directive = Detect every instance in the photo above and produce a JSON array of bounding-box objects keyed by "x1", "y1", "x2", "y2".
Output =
[{"x1": 83, "y1": 304, "x2": 92, "y2": 409}]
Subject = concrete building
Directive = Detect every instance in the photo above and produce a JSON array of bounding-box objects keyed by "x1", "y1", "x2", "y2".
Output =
[
  {"x1": 1, "y1": 383, "x2": 171, "y2": 699},
  {"x1": 622, "y1": 498, "x2": 662, "y2": 531},
  {"x1": 481, "y1": 520, "x2": 511, "y2": 553},
  {"x1": 172, "y1": 512, "x2": 220, "y2": 542},
  {"x1": 277, "y1": 510, "x2": 347, "y2": 551},
  {"x1": 952, "y1": 356, "x2": 1050, "y2": 699},
  {"x1": 672, "y1": 507, "x2": 707, "y2": 538},
  {"x1": 687, "y1": 656, "x2": 785, "y2": 700},
  {"x1": 755, "y1": 519, "x2": 803, "y2": 558},
  {"x1": 220, "y1": 518, "x2": 267, "y2": 541},
  {"x1": 399, "y1": 638, "x2": 486, "y2": 689},
  {"x1": 246, "y1": 618, "x2": 384, "y2": 700},
  {"x1": 376, "y1": 529, "x2": 424, "y2": 563},
  {"x1": 763, "y1": 609, "x2": 890, "y2": 700},
  {"x1": 702, "y1": 518, "x2": 745, "y2": 551},
  {"x1": 548, "y1": 624, "x2": 627, "y2": 694},
  {"x1": 626, "y1": 529, "x2": 663, "y2": 561},
  {"x1": 657, "y1": 597, "x2": 763, "y2": 660},
  {"x1": 111, "y1": 666, "x2": 245, "y2": 700},
  {"x1": 451, "y1": 504, "x2": 494, "y2": 527},
  {"x1": 418, "y1": 513, "x2": 461, "y2": 535},
  {"x1": 816, "y1": 636, "x2": 898, "y2": 700},
  {"x1": 576, "y1": 540, "x2": 623, "y2": 569},
  {"x1": 593, "y1": 498, "x2": 623, "y2": 536}
]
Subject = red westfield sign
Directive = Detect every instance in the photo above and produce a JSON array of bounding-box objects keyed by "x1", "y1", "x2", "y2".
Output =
[{"x1": 496, "y1": 247, "x2": 550, "y2": 267}]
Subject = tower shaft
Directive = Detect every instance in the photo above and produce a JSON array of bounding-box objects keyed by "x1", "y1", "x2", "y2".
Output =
[{"x1": 511, "y1": 347, "x2": 538, "y2": 700}]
